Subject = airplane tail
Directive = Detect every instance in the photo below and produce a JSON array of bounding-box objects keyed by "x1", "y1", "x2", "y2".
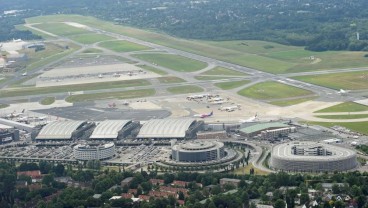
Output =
[
  {"x1": 209, "y1": 111, "x2": 213, "y2": 116},
  {"x1": 21, "y1": 109, "x2": 25, "y2": 113}
]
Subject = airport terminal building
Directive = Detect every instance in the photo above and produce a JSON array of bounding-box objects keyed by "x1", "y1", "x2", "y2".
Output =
[
  {"x1": 137, "y1": 118, "x2": 203, "y2": 139},
  {"x1": 90, "y1": 120, "x2": 139, "y2": 140},
  {"x1": 172, "y1": 141, "x2": 225, "y2": 162},
  {"x1": 270, "y1": 141, "x2": 358, "y2": 172},
  {"x1": 36, "y1": 121, "x2": 94, "y2": 141},
  {"x1": 73, "y1": 142, "x2": 115, "y2": 161}
]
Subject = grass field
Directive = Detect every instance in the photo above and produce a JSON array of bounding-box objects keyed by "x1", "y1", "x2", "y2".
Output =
[
  {"x1": 167, "y1": 85, "x2": 204, "y2": 94},
  {"x1": 25, "y1": 15, "x2": 368, "y2": 74},
  {"x1": 0, "y1": 104, "x2": 9, "y2": 109},
  {"x1": 32, "y1": 22, "x2": 90, "y2": 36},
  {"x1": 15, "y1": 24, "x2": 56, "y2": 39},
  {"x1": 0, "y1": 79, "x2": 150, "y2": 98},
  {"x1": 315, "y1": 102, "x2": 368, "y2": 113},
  {"x1": 99, "y1": 40, "x2": 150, "y2": 52},
  {"x1": 201, "y1": 66, "x2": 247, "y2": 76},
  {"x1": 82, "y1": 48, "x2": 103, "y2": 53},
  {"x1": 215, "y1": 80, "x2": 251, "y2": 90},
  {"x1": 293, "y1": 71, "x2": 368, "y2": 90},
  {"x1": 157, "y1": 76, "x2": 186, "y2": 83},
  {"x1": 23, "y1": 42, "x2": 81, "y2": 71},
  {"x1": 307, "y1": 121, "x2": 368, "y2": 135},
  {"x1": 66, "y1": 89, "x2": 155, "y2": 103},
  {"x1": 139, "y1": 65, "x2": 167, "y2": 75},
  {"x1": 133, "y1": 54, "x2": 207, "y2": 72},
  {"x1": 69, "y1": 33, "x2": 113, "y2": 44},
  {"x1": 315, "y1": 114, "x2": 368, "y2": 119},
  {"x1": 40, "y1": 97, "x2": 55, "y2": 105},
  {"x1": 194, "y1": 76, "x2": 234, "y2": 80},
  {"x1": 269, "y1": 97, "x2": 317, "y2": 107},
  {"x1": 238, "y1": 81, "x2": 314, "y2": 100}
]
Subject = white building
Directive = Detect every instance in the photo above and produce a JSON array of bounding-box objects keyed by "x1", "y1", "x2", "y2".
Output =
[{"x1": 73, "y1": 142, "x2": 115, "y2": 161}]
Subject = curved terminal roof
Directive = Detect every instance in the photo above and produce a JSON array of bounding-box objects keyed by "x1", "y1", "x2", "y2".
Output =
[
  {"x1": 173, "y1": 141, "x2": 224, "y2": 152},
  {"x1": 240, "y1": 122, "x2": 289, "y2": 134},
  {"x1": 271, "y1": 141, "x2": 356, "y2": 161},
  {"x1": 90, "y1": 120, "x2": 131, "y2": 139},
  {"x1": 137, "y1": 118, "x2": 196, "y2": 138},
  {"x1": 36, "y1": 121, "x2": 86, "y2": 140}
]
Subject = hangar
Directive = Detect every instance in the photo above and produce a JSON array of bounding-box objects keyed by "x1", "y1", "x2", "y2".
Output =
[
  {"x1": 90, "y1": 120, "x2": 139, "y2": 140},
  {"x1": 36, "y1": 121, "x2": 93, "y2": 140},
  {"x1": 137, "y1": 118, "x2": 203, "y2": 139}
]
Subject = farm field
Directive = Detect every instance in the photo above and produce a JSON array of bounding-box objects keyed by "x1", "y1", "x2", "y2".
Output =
[
  {"x1": 215, "y1": 80, "x2": 251, "y2": 90},
  {"x1": 24, "y1": 15, "x2": 368, "y2": 74},
  {"x1": 99, "y1": 40, "x2": 150, "y2": 52},
  {"x1": 133, "y1": 53, "x2": 207, "y2": 72},
  {"x1": 237, "y1": 81, "x2": 313, "y2": 100},
  {"x1": 293, "y1": 71, "x2": 368, "y2": 90},
  {"x1": 66, "y1": 89, "x2": 155, "y2": 103},
  {"x1": 315, "y1": 102, "x2": 368, "y2": 113},
  {"x1": 167, "y1": 85, "x2": 204, "y2": 94}
]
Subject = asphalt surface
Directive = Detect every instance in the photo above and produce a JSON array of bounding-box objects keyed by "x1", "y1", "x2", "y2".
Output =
[{"x1": 32, "y1": 105, "x2": 171, "y2": 121}]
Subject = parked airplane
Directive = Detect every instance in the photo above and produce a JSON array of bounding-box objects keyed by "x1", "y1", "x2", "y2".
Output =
[
  {"x1": 108, "y1": 103, "x2": 116, "y2": 108},
  {"x1": 194, "y1": 111, "x2": 213, "y2": 118},
  {"x1": 220, "y1": 105, "x2": 241, "y2": 112},
  {"x1": 12, "y1": 38, "x2": 22, "y2": 42},
  {"x1": 239, "y1": 113, "x2": 258, "y2": 123},
  {"x1": 337, "y1": 89, "x2": 350, "y2": 95},
  {"x1": 5, "y1": 109, "x2": 25, "y2": 118},
  {"x1": 98, "y1": 74, "x2": 103, "y2": 78},
  {"x1": 22, "y1": 72, "x2": 28, "y2": 76}
]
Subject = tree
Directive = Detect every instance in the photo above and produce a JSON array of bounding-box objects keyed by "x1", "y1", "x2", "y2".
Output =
[
  {"x1": 300, "y1": 193, "x2": 309, "y2": 205},
  {"x1": 39, "y1": 161, "x2": 51, "y2": 174},
  {"x1": 42, "y1": 174, "x2": 54, "y2": 186},
  {"x1": 274, "y1": 199, "x2": 286, "y2": 208},
  {"x1": 53, "y1": 164, "x2": 65, "y2": 177},
  {"x1": 242, "y1": 191, "x2": 250, "y2": 208}
]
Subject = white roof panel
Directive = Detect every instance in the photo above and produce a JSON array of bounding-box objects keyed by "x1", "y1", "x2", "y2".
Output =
[
  {"x1": 36, "y1": 120, "x2": 85, "y2": 139},
  {"x1": 90, "y1": 120, "x2": 131, "y2": 139},
  {"x1": 137, "y1": 118, "x2": 196, "y2": 138}
]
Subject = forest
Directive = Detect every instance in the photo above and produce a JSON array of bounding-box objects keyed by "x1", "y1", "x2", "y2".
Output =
[{"x1": 1, "y1": 0, "x2": 368, "y2": 51}]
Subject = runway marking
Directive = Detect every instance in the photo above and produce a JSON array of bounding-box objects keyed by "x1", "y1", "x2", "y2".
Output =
[{"x1": 87, "y1": 108, "x2": 105, "y2": 112}]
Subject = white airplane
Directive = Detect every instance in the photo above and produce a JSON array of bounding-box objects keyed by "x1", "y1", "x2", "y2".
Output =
[
  {"x1": 213, "y1": 100, "x2": 225, "y2": 105},
  {"x1": 193, "y1": 111, "x2": 213, "y2": 118},
  {"x1": 337, "y1": 89, "x2": 350, "y2": 95},
  {"x1": 12, "y1": 38, "x2": 22, "y2": 42},
  {"x1": 5, "y1": 109, "x2": 25, "y2": 119},
  {"x1": 22, "y1": 72, "x2": 28, "y2": 76},
  {"x1": 239, "y1": 113, "x2": 258, "y2": 123},
  {"x1": 220, "y1": 105, "x2": 241, "y2": 111},
  {"x1": 98, "y1": 74, "x2": 103, "y2": 78}
]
